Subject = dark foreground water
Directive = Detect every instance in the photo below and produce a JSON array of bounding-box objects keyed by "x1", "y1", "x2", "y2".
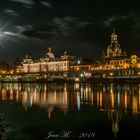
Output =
[{"x1": 0, "y1": 82, "x2": 140, "y2": 140}]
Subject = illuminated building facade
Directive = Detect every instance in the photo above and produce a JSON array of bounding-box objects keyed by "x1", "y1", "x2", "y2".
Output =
[
  {"x1": 67, "y1": 29, "x2": 140, "y2": 79},
  {"x1": 16, "y1": 48, "x2": 76, "y2": 74},
  {"x1": 12, "y1": 29, "x2": 140, "y2": 81},
  {"x1": 92, "y1": 29, "x2": 140, "y2": 79},
  {"x1": 103, "y1": 28, "x2": 127, "y2": 60},
  {"x1": 102, "y1": 29, "x2": 140, "y2": 69}
]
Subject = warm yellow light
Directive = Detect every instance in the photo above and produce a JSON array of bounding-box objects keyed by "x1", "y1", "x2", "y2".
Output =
[
  {"x1": 99, "y1": 66, "x2": 102, "y2": 69},
  {"x1": 64, "y1": 74, "x2": 67, "y2": 77},
  {"x1": 16, "y1": 70, "x2": 19, "y2": 73},
  {"x1": 123, "y1": 64, "x2": 127, "y2": 69},
  {"x1": 2, "y1": 70, "x2": 6, "y2": 74},
  {"x1": 110, "y1": 72, "x2": 113, "y2": 76},
  {"x1": 76, "y1": 67, "x2": 79, "y2": 71},
  {"x1": 132, "y1": 96, "x2": 138, "y2": 113},
  {"x1": 111, "y1": 65, "x2": 114, "y2": 69},
  {"x1": 88, "y1": 73, "x2": 91, "y2": 76},
  {"x1": 10, "y1": 70, "x2": 14, "y2": 74}
]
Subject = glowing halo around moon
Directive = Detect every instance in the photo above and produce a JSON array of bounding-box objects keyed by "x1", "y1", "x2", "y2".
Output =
[
  {"x1": 0, "y1": 22, "x2": 22, "y2": 51},
  {"x1": 0, "y1": 29, "x2": 8, "y2": 50}
]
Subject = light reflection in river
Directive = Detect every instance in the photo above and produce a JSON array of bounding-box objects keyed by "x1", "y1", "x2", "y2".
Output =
[{"x1": 0, "y1": 82, "x2": 140, "y2": 138}]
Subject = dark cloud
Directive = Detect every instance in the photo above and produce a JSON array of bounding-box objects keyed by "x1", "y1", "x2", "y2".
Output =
[
  {"x1": 3, "y1": 9, "x2": 18, "y2": 16},
  {"x1": 0, "y1": 0, "x2": 139, "y2": 64},
  {"x1": 103, "y1": 13, "x2": 140, "y2": 29},
  {"x1": 10, "y1": 13, "x2": 140, "y2": 63}
]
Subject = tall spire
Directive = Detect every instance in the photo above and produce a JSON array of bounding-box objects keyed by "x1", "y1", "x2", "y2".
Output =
[
  {"x1": 111, "y1": 28, "x2": 118, "y2": 43},
  {"x1": 48, "y1": 47, "x2": 52, "y2": 53},
  {"x1": 113, "y1": 28, "x2": 115, "y2": 34},
  {"x1": 64, "y1": 50, "x2": 67, "y2": 55}
]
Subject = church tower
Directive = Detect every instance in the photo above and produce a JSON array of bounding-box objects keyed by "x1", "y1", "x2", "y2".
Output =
[{"x1": 103, "y1": 28, "x2": 126, "y2": 60}]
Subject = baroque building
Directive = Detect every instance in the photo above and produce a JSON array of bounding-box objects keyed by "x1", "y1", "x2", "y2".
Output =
[
  {"x1": 15, "y1": 48, "x2": 76, "y2": 74},
  {"x1": 92, "y1": 29, "x2": 140, "y2": 79},
  {"x1": 101, "y1": 29, "x2": 138, "y2": 69},
  {"x1": 13, "y1": 28, "x2": 140, "y2": 81},
  {"x1": 103, "y1": 28, "x2": 126, "y2": 59}
]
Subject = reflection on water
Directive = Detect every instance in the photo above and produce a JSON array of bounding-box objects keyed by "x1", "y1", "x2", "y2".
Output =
[{"x1": 0, "y1": 82, "x2": 140, "y2": 138}]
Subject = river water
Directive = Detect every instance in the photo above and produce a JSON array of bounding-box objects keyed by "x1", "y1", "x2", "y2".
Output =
[{"x1": 0, "y1": 82, "x2": 139, "y2": 140}]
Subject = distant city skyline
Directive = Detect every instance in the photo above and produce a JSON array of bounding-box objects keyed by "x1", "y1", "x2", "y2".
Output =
[{"x1": 0, "y1": 0, "x2": 140, "y2": 64}]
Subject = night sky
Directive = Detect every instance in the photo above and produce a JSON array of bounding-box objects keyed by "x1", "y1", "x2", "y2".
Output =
[{"x1": 0, "y1": 0, "x2": 140, "y2": 64}]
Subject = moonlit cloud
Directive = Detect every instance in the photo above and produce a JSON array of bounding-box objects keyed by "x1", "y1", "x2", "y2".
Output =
[
  {"x1": 10, "y1": 0, "x2": 34, "y2": 5},
  {"x1": 16, "y1": 25, "x2": 28, "y2": 32},
  {"x1": 19, "y1": 17, "x2": 93, "y2": 40},
  {"x1": 103, "y1": 13, "x2": 140, "y2": 29},
  {"x1": 40, "y1": 2, "x2": 52, "y2": 8},
  {"x1": 3, "y1": 9, "x2": 18, "y2": 16},
  {"x1": 3, "y1": 31, "x2": 17, "y2": 36},
  {"x1": 0, "y1": 0, "x2": 139, "y2": 64}
]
